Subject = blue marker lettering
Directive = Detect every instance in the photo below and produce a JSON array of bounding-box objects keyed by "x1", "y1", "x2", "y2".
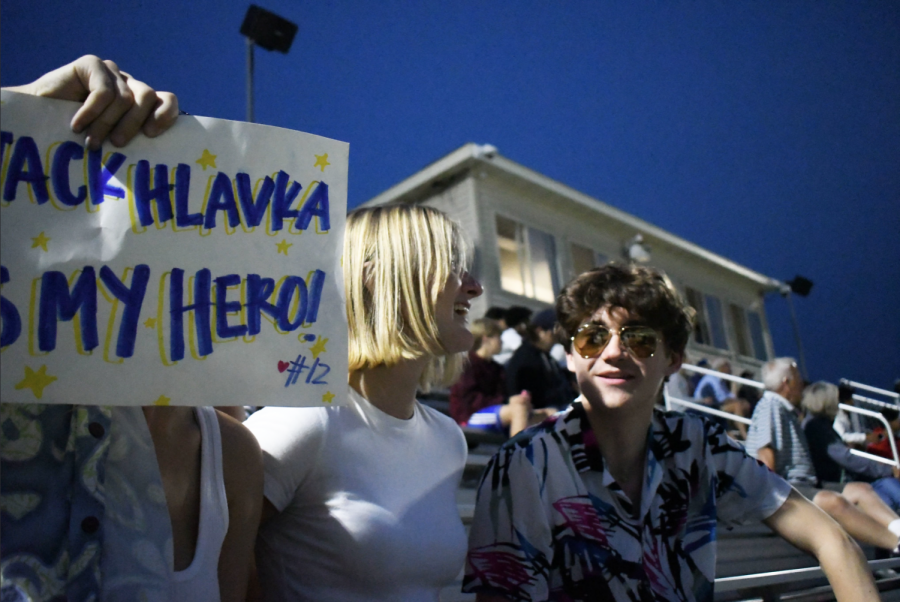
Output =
[
  {"x1": 271, "y1": 170, "x2": 301, "y2": 232},
  {"x1": 38, "y1": 268, "x2": 98, "y2": 352},
  {"x1": 88, "y1": 148, "x2": 126, "y2": 206},
  {"x1": 134, "y1": 161, "x2": 174, "y2": 226},
  {"x1": 214, "y1": 274, "x2": 248, "y2": 338},
  {"x1": 204, "y1": 172, "x2": 241, "y2": 230},
  {"x1": 99, "y1": 265, "x2": 150, "y2": 358},
  {"x1": 174, "y1": 164, "x2": 202, "y2": 227},
  {"x1": 236, "y1": 172, "x2": 274, "y2": 228},
  {"x1": 1, "y1": 266, "x2": 22, "y2": 348},
  {"x1": 296, "y1": 182, "x2": 330, "y2": 231},
  {"x1": 169, "y1": 268, "x2": 212, "y2": 361},
  {"x1": 3, "y1": 136, "x2": 49, "y2": 203},
  {"x1": 50, "y1": 141, "x2": 87, "y2": 206}
]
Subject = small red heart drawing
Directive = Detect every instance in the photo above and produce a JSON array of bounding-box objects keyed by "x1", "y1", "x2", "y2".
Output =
[{"x1": 277, "y1": 361, "x2": 289, "y2": 373}]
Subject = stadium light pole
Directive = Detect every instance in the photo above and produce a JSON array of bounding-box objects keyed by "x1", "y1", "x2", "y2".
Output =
[
  {"x1": 781, "y1": 275, "x2": 813, "y2": 380},
  {"x1": 240, "y1": 5, "x2": 298, "y2": 123}
]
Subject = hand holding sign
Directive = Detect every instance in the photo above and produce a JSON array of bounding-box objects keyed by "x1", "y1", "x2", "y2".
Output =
[
  {"x1": 1, "y1": 74, "x2": 348, "y2": 407},
  {"x1": 4, "y1": 55, "x2": 179, "y2": 149}
]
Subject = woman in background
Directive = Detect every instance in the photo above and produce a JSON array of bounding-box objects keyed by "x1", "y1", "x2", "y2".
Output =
[{"x1": 246, "y1": 205, "x2": 482, "y2": 601}]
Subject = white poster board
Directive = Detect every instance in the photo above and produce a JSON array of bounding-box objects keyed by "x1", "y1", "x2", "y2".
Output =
[{"x1": 0, "y1": 91, "x2": 348, "y2": 407}]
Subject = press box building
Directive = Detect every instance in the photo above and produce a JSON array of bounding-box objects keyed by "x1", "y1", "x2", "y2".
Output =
[{"x1": 359, "y1": 143, "x2": 784, "y2": 374}]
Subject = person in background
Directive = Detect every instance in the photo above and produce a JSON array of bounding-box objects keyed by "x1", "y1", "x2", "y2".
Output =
[
  {"x1": 246, "y1": 205, "x2": 482, "y2": 601},
  {"x1": 865, "y1": 406, "x2": 900, "y2": 462},
  {"x1": 450, "y1": 318, "x2": 554, "y2": 437},
  {"x1": 484, "y1": 306, "x2": 508, "y2": 331},
  {"x1": 737, "y1": 369, "x2": 762, "y2": 412},
  {"x1": 450, "y1": 318, "x2": 528, "y2": 435},
  {"x1": 688, "y1": 357, "x2": 709, "y2": 393},
  {"x1": 833, "y1": 383, "x2": 876, "y2": 448},
  {"x1": 746, "y1": 361, "x2": 900, "y2": 555},
  {"x1": 494, "y1": 306, "x2": 531, "y2": 365},
  {"x1": 1, "y1": 56, "x2": 262, "y2": 602},
  {"x1": 802, "y1": 382, "x2": 900, "y2": 512},
  {"x1": 693, "y1": 358, "x2": 751, "y2": 438},
  {"x1": 463, "y1": 264, "x2": 878, "y2": 601},
  {"x1": 505, "y1": 309, "x2": 575, "y2": 412}
]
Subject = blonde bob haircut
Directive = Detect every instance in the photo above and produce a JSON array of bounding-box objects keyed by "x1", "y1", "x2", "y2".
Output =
[
  {"x1": 344, "y1": 204, "x2": 470, "y2": 391},
  {"x1": 801, "y1": 381, "x2": 840, "y2": 419}
]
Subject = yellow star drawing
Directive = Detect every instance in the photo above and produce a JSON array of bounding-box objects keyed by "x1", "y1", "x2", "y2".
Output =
[
  {"x1": 313, "y1": 153, "x2": 330, "y2": 172},
  {"x1": 309, "y1": 336, "x2": 328, "y2": 359},
  {"x1": 31, "y1": 232, "x2": 51, "y2": 252},
  {"x1": 196, "y1": 149, "x2": 217, "y2": 171},
  {"x1": 276, "y1": 239, "x2": 293, "y2": 256},
  {"x1": 15, "y1": 365, "x2": 57, "y2": 399},
  {"x1": 154, "y1": 394, "x2": 171, "y2": 406},
  {"x1": 144, "y1": 317, "x2": 157, "y2": 329},
  {"x1": 322, "y1": 391, "x2": 335, "y2": 404}
]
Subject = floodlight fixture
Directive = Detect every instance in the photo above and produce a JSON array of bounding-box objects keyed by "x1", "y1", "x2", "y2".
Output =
[
  {"x1": 241, "y1": 5, "x2": 298, "y2": 53},
  {"x1": 240, "y1": 5, "x2": 298, "y2": 123},
  {"x1": 787, "y1": 275, "x2": 814, "y2": 297}
]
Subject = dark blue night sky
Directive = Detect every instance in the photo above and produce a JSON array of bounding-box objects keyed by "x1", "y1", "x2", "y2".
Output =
[{"x1": 3, "y1": 1, "x2": 898, "y2": 390}]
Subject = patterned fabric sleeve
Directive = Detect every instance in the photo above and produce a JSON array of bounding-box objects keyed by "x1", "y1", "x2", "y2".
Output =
[
  {"x1": 705, "y1": 420, "x2": 791, "y2": 526},
  {"x1": 463, "y1": 444, "x2": 554, "y2": 601}
]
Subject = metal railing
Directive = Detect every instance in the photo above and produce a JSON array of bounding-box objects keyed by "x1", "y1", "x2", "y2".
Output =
[
  {"x1": 839, "y1": 403, "x2": 900, "y2": 469},
  {"x1": 715, "y1": 557, "x2": 900, "y2": 596},
  {"x1": 666, "y1": 364, "x2": 900, "y2": 468},
  {"x1": 667, "y1": 367, "x2": 900, "y2": 598},
  {"x1": 840, "y1": 378, "x2": 899, "y2": 401},
  {"x1": 664, "y1": 363, "x2": 760, "y2": 426}
]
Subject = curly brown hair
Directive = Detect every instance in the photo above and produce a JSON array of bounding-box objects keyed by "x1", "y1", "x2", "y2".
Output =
[{"x1": 555, "y1": 263, "x2": 694, "y2": 356}]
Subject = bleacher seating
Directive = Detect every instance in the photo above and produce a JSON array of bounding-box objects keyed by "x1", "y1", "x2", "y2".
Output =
[{"x1": 424, "y1": 385, "x2": 900, "y2": 600}]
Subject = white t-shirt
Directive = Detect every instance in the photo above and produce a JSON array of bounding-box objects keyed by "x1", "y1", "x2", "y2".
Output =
[
  {"x1": 494, "y1": 327, "x2": 523, "y2": 365},
  {"x1": 246, "y1": 389, "x2": 468, "y2": 602}
]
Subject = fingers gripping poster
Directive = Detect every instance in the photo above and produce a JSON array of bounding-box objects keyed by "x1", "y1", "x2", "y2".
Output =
[{"x1": 0, "y1": 91, "x2": 349, "y2": 407}]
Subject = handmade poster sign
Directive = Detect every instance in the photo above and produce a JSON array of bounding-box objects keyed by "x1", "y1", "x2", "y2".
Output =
[{"x1": 0, "y1": 91, "x2": 349, "y2": 407}]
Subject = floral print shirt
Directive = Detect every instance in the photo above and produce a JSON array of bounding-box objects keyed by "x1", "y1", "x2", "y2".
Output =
[
  {"x1": 463, "y1": 401, "x2": 791, "y2": 601},
  {"x1": 1, "y1": 404, "x2": 173, "y2": 602},
  {"x1": 1, "y1": 404, "x2": 111, "y2": 602}
]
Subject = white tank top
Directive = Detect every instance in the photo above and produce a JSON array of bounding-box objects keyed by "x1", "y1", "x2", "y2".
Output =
[
  {"x1": 171, "y1": 406, "x2": 229, "y2": 601},
  {"x1": 101, "y1": 406, "x2": 229, "y2": 602}
]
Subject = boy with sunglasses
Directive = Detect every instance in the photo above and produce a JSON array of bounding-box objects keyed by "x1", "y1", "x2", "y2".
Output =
[{"x1": 462, "y1": 264, "x2": 877, "y2": 601}]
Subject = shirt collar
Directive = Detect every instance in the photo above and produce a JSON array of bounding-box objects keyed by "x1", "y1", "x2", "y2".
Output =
[
  {"x1": 564, "y1": 398, "x2": 661, "y2": 473},
  {"x1": 767, "y1": 390, "x2": 800, "y2": 414}
]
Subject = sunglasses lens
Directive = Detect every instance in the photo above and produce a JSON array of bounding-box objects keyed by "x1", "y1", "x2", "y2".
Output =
[
  {"x1": 621, "y1": 327, "x2": 658, "y2": 358},
  {"x1": 573, "y1": 326, "x2": 611, "y2": 358}
]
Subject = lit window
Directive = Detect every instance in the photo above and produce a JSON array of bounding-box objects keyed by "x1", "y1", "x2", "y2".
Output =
[{"x1": 496, "y1": 215, "x2": 560, "y2": 303}]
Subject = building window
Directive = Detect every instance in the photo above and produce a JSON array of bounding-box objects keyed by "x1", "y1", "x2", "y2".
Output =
[
  {"x1": 704, "y1": 294, "x2": 729, "y2": 350},
  {"x1": 684, "y1": 287, "x2": 730, "y2": 351},
  {"x1": 747, "y1": 311, "x2": 768, "y2": 361},
  {"x1": 496, "y1": 215, "x2": 560, "y2": 303},
  {"x1": 730, "y1": 303, "x2": 752, "y2": 357},
  {"x1": 570, "y1": 243, "x2": 609, "y2": 278},
  {"x1": 684, "y1": 287, "x2": 711, "y2": 346}
]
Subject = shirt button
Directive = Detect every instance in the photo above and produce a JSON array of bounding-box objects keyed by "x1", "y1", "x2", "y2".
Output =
[
  {"x1": 81, "y1": 516, "x2": 100, "y2": 534},
  {"x1": 88, "y1": 422, "x2": 105, "y2": 439}
]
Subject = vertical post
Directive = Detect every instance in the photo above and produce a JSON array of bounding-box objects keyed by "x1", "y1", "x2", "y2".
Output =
[
  {"x1": 784, "y1": 291, "x2": 808, "y2": 380},
  {"x1": 246, "y1": 37, "x2": 255, "y2": 123}
]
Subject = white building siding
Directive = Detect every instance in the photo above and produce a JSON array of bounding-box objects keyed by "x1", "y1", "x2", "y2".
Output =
[{"x1": 362, "y1": 144, "x2": 780, "y2": 374}]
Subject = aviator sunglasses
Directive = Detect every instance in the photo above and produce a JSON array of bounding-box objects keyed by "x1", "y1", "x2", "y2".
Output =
[{"x1": 571, "y1": 323, "x2": 659, "y2": 359}]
